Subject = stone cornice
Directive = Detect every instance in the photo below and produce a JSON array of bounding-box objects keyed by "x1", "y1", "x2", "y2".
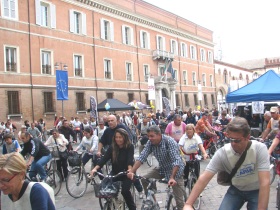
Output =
[{"x1": 75, "y1": 0, "x2": 214, "y2": 47}]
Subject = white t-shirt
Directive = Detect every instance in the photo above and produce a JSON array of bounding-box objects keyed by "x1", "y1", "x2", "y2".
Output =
[{"x1": 179, "y1": 133, "x2": 202, "y2": 160}]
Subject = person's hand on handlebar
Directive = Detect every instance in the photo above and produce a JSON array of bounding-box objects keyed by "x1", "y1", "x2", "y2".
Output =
[
  {"x1": 168, "y1": 177, "x2": 177, "y2": 186},
  {"x1": 90, "y1": 168, "x2": 97, "y2": 177},
  {"x1": 127, "y1": 169, "x2": 134, "y2": 180},
  {"x1": 96, "y1": 151, "x2": 102, "y2": 157}
]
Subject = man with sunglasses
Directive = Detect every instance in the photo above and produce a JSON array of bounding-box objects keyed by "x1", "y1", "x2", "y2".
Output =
[{"x1": 184, "y1": 117, "x2": 270, "y2": 210}]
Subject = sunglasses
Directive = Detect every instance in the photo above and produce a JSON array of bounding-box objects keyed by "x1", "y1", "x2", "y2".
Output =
[{"x1": 226, "y1": 137, "x2": 242, "y2": 143}]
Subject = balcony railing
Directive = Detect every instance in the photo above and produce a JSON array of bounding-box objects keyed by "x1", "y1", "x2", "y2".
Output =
[
  {"x1": 75, "y1": 68, "x2": 83, "y2": 77},
  {"x1": 6, "y1": 62, "x2": 17, "y2": 72},
  {"x1": 127, "y1": 74, "x2": 132, "y2": 81},
  {"x1": 153, "y1": 50, "x2": 174, "y2": 61},
  {"x1": 105, "y1": 71, "x2": 111, "y2": 79},
  {"x1": 42, "y1": 65, "x2": 51, "y2": 74}
]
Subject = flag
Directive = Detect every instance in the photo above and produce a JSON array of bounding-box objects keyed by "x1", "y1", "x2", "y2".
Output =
[
  {"x1": 167, "y1": 61, "x2": 175, "y2": 79},
  {"x1": 162, "y1": 97, "x2": 170, "y2": 116},
  {"x1": 90, "y1": 96, "x2": 98, "y2": 119},
  {"x1": 56, "y1": 70, "x2": 68, "y2": 100}
]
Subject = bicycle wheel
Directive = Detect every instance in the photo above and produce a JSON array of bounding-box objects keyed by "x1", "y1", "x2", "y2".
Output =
[
  {"x1": 269, "y1": 159, "x2": 276, "y2": 185},
  {"x1": 277, "y1": 182, "x2": 280, "y2": 209},
  {"x1": 166, "y1": 194, "x2": 177, "y2": 210},
  {"x1": 47, "y1": 169, "x2": 62, "y2": 196},
  {"x1": 209, "y1": 145, "x2": 217, "y2": 159},
  {"x1": 66, "y1": 167, "x2": 88, "y2": 198},
  {"x1": 146, "y1": 154, "x2": 153, "y2": 167},
  {"x1": 186, "y1": 175, "x2": 201, "y2": 210}
]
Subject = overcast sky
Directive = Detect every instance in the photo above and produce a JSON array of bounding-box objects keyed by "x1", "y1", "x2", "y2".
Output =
[{"x1": 144, "y1": 0, "x2": 280, "y2": 64}]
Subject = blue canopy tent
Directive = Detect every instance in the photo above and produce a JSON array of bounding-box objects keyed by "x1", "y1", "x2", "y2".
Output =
[{"x1": 226, "y1": 70, "x2": 280, "y2": 103}]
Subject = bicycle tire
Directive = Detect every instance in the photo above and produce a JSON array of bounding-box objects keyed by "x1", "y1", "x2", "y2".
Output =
[
  {"x1": 146, "y1": 154, "x2": 153, "y2": 167},
  {"x1": 166, "y1": 194, "x2": 177, "y2": 210},
  {"x1": 186, "y1": 175, "x2": 201, "y2": 210},
  {"x1": 209, "y1": 145, "x2": 217, "y2": 159},
  {"x1": 277, "y1": 182, "x2": 280, "y2": 209},
  {"x1": 47, "y1": 169, "x2": 62, "y2": 196},
  {"x1": 66, "y1": 166, "x2": 88, "y2": 198},
  {"x1": 269, "y1": 160, "x2": 276, "y2": 185}
]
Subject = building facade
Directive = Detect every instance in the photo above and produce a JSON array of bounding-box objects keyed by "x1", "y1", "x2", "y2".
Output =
[{"x1": 0, "y1": 0, "x2": 215, "y2": 127}]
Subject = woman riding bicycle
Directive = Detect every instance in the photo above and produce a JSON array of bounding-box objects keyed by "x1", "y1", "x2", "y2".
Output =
[
  {"x1": 179, "y1": 124, "x2": 208, "y2": 183},
  {"x1": 74, "y1": 127, "x2": 101, "y2": 174},
  {"x1": 90, "y1": 128, "x2": 136, "y2": 210}
]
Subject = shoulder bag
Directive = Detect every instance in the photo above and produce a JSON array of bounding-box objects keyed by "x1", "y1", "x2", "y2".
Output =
[{"x1": 217, "y1": 140, "x2": 252, "y2": 186}]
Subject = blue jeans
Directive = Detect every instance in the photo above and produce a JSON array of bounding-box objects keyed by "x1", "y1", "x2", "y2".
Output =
[
  {"x1": 219, "y1": 185, "x2": 259, "y2": 210},
  {"x1": 29, "y1": 154, "x2": 52, "y2": 181}
]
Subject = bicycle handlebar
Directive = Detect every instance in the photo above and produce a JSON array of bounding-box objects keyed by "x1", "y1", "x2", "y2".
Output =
[{"x1": 92, "y1": 171, "x2": 128, "y2": 179}]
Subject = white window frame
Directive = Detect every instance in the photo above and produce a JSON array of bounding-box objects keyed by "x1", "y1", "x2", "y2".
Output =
[
  {"x1": 210, "y1": 74, "x2": 213, "y2": 87},
  {"x1": 73, "y1": 54, "x2": 84, "y2": 77},
  {"x1": 202, "y1": 73, "x2": 206, "y2": 86},
  {"x1": 143, "y1": 64, "x2": 149, "y2": 82},
  {"x1": 140, "y1": 30, "x2": 150, "y2": 49},
  {"x1": 180, "y1": 42, "x2": 187, "y2": 57},
  {"x1": 4, "y1": 45, "x2": 19, "y2": 73},
  {"x1": 122, "y1": 25, "x2": 134, "y2": 45},
  {"x1": 208, "y1": 50, "x2": 213, "y2": 64},
  {"x1": 192, "y1": 71, "x2": 196, "y2": 86},
  {"x1": 200, "y1": 48, "x2": 205, "y2": 62},
  {"x1": 170, "y1": 39, "x2": 178, "y2": 55},
  {"x1": 69, "y1": 9, "x2": 86, "y2": 35},
  {"x1": 125, "y1": 62, "x2": 133, "y2": 81},
  {"x1": 40, "y1": 49, "x2": 53, "y2": 75},
  {"x1": 173, "y1": 69, "x2": 178, "y2": 80},
  {"x1": 1, "y1": 0, "x2": 18, "y2": 20},
  {"x1": 100, "y1": 18, "x2": 114, "y2": 41},
  {"x1": 182, "y1": 70, "x2": 187, "y2": 85},
  {"x1": 190, "y1": 45, "x2": 197, "y2": 60},
  {"x1": 156, "y1": 35, "x2": 166, "y2": 51},
  {"x1": 104, "y1": 59, "x2": 113, "y2": 80},
  {"x1": 35, "y1": 0, "x2": 56, "y2": 28}
]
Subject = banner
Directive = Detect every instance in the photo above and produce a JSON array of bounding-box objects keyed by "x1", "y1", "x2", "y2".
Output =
[
  {"x1": 162, "y1": 97, "x2": 170, "y2": 116},
  {"x1": 148, "y1": 78, "x2": 155, "y2": 100},
  {"x1": 252, "y1": 101, "x2": 264, "y2": 114},
  {"x1": 56, "y1": 70, "x2": 68, "y2": 100},
  {"x1": 90, "y1": 96, "x2": 98, "y2": 119}
]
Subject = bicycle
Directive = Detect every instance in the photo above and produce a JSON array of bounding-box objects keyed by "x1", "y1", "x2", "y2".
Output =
[
  {"x1": 92, "y1": 171, "x2": 135, "y2": 210},
  {"x1": 185, "y1": 159, "x2": 201, "y2": 210},
  {"x1": 135, "y1": 175, "x2": 178, "y2": 210},
  {"x1": 66, "y1": 150, "x2": 100, "y2": 198},
  {"x1": 130, "y1": 124, "x2": 138, "y2": 149},
  {"x1": 25, "y1": 161, "x2": 62, "y2": 196}
]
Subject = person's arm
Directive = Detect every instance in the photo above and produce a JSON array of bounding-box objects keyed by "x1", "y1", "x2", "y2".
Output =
[
  {"x1": 261, "y1": 120, "x2": 271, "y2": 140},
  {"x1": 97, "y1": 142, "x2": 103, "y2": 157},
  {"x1": 14, "y1": 140, "x2": 21, "y2": 152},
  {"x1": 90, "y1": 135, "x2": 99, "y2": 153},
  {"x1": 127, "y1": 160, "x2": 142, "y2": 180},
  {"x1": 257, "y1": 171, "x2": 270, "y2": 210},
  {"x1": 164, "y1": 123, "x2": 171, "y2": 136},
  {"x1": 30, "y1": 183, "x2": 55, "y2": 210},
  {"x1": 268, "y1": 137, "x2": 280, "y2": 155},
  {"x1": 184, "y1": 171, "x2": 215, "y2": 209},
  {"x1": 198, "y1": 144, "x2": 208, "y2": 159},
  {"x1": 60, "y1": 134, "x2": 68, "y2": 146},
  {"x1": 169, "y1": 165, "x2": 179, "y2": 186}
]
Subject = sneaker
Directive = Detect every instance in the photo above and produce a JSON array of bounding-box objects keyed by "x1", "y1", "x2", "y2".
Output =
[{"x1": 139, "y1": 191, "x2": 144, "y2": 199}]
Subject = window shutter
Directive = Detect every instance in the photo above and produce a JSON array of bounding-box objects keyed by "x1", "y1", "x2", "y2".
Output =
[
  {"x1": 82, "y1": 12, "x2": 87, "y2": 35},
  {"x1": 69, "y1": 10, "x2": 74, "y2": 33},
  {"x1": 140, "y1": 31, "x2": 143, "y2": 48},
  {"x1": 50, "y1": 3, "x2": 56, "y2": 29},
  {"x1": 10, "y1": 0, "x2": 16, "y2": 18},
  {"x1": 156, "y1": 35, "x2": 159, "y2": 50},
  {"x1": 170, "y1": 40, "x2": 173, "y2": 53},
  {"x1": 130, "y1": 27, "x2": 134, "y2": 45},
  {"x1": 35, "y1": 0, "x2": 41, "y2": 25},
  {"x1": 162, "y1": 37, "x2": 166, "y2": 51},
  {"x1": 100, "y1": 19, "x2": 105, "y2": 39},
  {"x1": 147, "y1": 32, "x2": 150, "y2": 49},
  {"x1": 122, "y1": 25, "x2": 126, "y2": 44},
  {"x1": 180, "y1": 43, "x2": 183, "y2": 56},
  {"x1": 110, "y1": 21, "x2": 114, "y2": 41}
]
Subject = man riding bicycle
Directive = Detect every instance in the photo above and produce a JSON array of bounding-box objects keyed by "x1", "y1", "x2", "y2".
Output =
[
  {"x1": 20, "y1": 132, "x2": 51, "y2": 182},
  {"x1": 195, "y1": 111, "x2": 216, "y2": 140}
]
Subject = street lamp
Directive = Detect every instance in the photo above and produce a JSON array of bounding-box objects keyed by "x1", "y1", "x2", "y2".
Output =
[{"x1": 55, "y1": 62, "x2": 68, "y2": 117}]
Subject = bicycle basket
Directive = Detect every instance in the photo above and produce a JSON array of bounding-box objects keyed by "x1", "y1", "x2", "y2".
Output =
[
  {"x1": 94, "y1": 177, "x2": 120, "y2": 198},
  {"x1": 68, "y1": 152, "x2": 81, "y2": 167}
]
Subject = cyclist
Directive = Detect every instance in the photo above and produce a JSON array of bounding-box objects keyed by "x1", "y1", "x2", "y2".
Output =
[
  {"x1": 74, "y1": 127, "x2": 101, "y2": 174},
  {"x1": 195, "y1": 111, "x2": 216, "y2": 141},
  {"x1": 178, "y1": 124, "x2": 208, "y2": 184},
  {"x1": 91, "y1": 128, "x2": 136, "y2": 210},
  {"x1": 20, "y1": 132, "x2": 51, "y2": 182},
  {"x1": 268, "y1": 120, "x2": 280, "y2": 156},
  {"x1": 2, "y1": 133, "x2": 21, "y2": 154}
]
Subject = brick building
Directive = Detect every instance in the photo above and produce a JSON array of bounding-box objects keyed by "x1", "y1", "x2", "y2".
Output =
[{"x1": 0, "y1": 0, "x2": 215, "y2": 127}]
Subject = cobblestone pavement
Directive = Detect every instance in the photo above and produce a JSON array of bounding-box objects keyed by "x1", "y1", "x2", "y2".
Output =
[{"x1": 56, "y1": 148, "x2": 277, "y2": 210}]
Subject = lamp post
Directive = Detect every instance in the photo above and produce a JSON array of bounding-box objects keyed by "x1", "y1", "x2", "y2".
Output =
[{"x1": 55, "y1": 62, "x2": 68, "y2": 117}]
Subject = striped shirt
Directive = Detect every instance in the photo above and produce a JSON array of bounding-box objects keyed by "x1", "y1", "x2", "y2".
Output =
[{"x1": 137, "y1": 135, "x2": 184, "y2": 180}]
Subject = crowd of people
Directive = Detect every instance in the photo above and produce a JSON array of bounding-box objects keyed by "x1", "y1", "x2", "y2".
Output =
[{"x1": 0, "y1": 104, "x2": 279, "y2": 209}]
